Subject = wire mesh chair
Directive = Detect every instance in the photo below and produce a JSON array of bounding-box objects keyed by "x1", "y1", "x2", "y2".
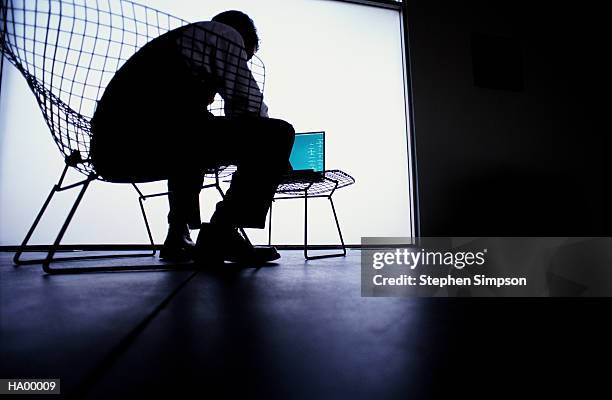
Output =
[
  {"x1": 0, "y1": 0, "x2": 266, "y2": 273},
  {"x1": 268, "y1": 170, "x2": 355, "y2": 260}
]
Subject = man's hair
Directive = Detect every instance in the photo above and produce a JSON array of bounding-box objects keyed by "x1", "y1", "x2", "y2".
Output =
[{"x1": 212, "y1": 10, "x2": 259, "y2": 55}]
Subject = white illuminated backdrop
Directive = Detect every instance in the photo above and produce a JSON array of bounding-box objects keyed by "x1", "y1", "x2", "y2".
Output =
[{"x1": 0, "y1": 0, "x2": 413, "y2": 246}]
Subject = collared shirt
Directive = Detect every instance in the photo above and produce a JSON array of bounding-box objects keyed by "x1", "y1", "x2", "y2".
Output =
[{"x1": 175, "y1": 21, "x2": 268, "y2": 118}]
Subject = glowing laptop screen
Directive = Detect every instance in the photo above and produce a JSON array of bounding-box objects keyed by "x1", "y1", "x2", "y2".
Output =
[{"x1": 289, "y1": 132, "x2": 325, "y2": 172}]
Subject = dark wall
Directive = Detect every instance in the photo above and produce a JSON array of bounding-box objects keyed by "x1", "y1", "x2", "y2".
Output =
[{"x1": 406, "y1": 0, "x2": 606, "y2": 236}]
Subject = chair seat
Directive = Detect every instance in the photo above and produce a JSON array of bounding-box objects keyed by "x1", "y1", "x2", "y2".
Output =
[
  {"x1": 95, "y1": 164, "x2": 236, "y2": 184},
  {"x1": 276, "y1": 169, "x2": 355, "y2": 196}
]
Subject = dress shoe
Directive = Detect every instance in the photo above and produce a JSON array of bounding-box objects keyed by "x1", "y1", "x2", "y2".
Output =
[
  {"x1": 195, "y1": 222, "x2": 280, "y2": 265},
  {"x1": 160, "y1": 223, "x2": 196, "y2": 262}
]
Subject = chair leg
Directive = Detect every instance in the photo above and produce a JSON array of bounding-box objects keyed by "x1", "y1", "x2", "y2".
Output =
[
  {"x1": 304, "y1": 195, "x2": 348, "y2": 260},
  {"x1": 328, "y1": 196, "x2": 347, "y2": 256},
  {"x1": 137, "y1": 193, "x2": 157, "y2": 257},
  {"x1": 13, "y1": 179, "x2": 62, "y2": 265},
  {"x1": 42, "y1": 178, "x2": 92, "y2": 273},
  {"x1": 268, "y1": 201, "x2": 274, "y2": 246},
  {"x1": 41, "y1": 180, "x2": 184, "y2": 274},
  {"x1": 14, "y1": 171, "x2": 163, "y2": 273}
]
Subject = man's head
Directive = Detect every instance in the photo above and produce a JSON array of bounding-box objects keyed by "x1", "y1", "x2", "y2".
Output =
[{"x1": 212, "y1": 10, "x2": 259, "y2": 60}]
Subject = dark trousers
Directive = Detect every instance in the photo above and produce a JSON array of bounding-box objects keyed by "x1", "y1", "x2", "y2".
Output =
[{"x1": 166, "y1": 116, "x2": 295, "y2": 229}]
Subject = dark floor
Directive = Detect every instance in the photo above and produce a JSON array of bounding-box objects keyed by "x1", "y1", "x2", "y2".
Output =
[{"x1": 0, "y1": 250, "x2": 609, "y2": 399}]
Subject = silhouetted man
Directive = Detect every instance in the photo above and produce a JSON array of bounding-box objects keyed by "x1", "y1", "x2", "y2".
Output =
[{"x1": 90, "y1": 11, "x2": 295, "y2": 264}]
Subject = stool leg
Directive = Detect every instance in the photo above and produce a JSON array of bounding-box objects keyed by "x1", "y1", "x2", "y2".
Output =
[
  {"x1": 268, "y1": 201, "x2": 274, "y2": 246},
  {"x1": 304, "y1": 194, "x2": 347, "y2": 260},
  {"x1": 304, "y1": 193, "x2": 308, "y2": 259},
  {"x1": 329, "y1": 196, "x2": 347, "y2": 257}
]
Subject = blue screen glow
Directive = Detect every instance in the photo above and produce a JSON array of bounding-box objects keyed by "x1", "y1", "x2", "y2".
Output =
[{"x1": 289, "y1": 132, "x2": 324, "y2": 172}]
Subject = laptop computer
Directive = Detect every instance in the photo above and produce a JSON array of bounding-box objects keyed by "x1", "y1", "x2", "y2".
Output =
[{"x1": 286, "y1": 131, "x2": 325, "y2": 181}]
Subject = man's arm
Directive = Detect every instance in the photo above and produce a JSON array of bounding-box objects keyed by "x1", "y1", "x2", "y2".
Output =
[
  {"x1": 217, "y1": 39, "x2": 268, "y2": 117},
  {"x1": 176, "y1": 22, "x2": 268, "y2": 118}
]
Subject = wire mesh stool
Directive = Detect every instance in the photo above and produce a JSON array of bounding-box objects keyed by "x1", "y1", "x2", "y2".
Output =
[
  {"x1": 268, "y1": 170, "x2": 355, "y2": 260},
  {"x1": 0, "y1": 0, "x2": 265, "y2": 273}
]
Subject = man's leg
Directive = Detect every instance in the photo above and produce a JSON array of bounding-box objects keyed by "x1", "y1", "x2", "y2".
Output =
[
  {"x1": 167, "y1": 171, "x2": 205, "y2": 229},
  {"x1": 207, "y1": 116, "x2": 295, "y2": 229},
  {"x1": 196, "y1": 116, "x2": 295, "y2": 263},
  {"x1": 160, "y1": 171, "x2": 205, "y2": 261}
]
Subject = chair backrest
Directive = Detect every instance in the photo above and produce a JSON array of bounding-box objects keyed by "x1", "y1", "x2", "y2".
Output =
[{"x1": 0, "y1": 0, "x2": 265, "y2": 177}]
